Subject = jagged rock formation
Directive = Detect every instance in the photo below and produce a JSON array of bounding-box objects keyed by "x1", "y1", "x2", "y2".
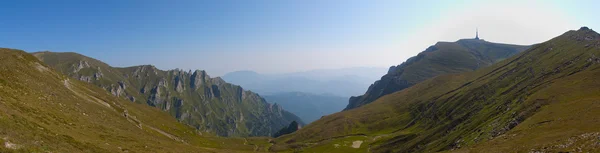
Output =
[
  {"x1": 0, "y1": 48, "x2": 280, "y2": 152},
  {"x1": 33, "y1": 52, "x2": 304, "y2": 137},
  {"x1": 345, "y1": 39, "x2": 529, "y2": 110}
]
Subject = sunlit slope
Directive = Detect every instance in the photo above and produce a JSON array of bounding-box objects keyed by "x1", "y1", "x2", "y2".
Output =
[
  {"x1": 274, "y1": 27, "x2": 600, "y2": 152},
  {"x1": 346, "y1": 39, "x2": 529, "y2": 110},
  {"x1": 33, "y1": 51, "x2": 303, "y2": 137},
  {"x1": 0, "y1": 48, "x2": 272, "y2": 152}
]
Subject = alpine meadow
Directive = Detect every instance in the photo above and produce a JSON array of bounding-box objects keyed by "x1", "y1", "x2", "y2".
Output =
[{"x1": 1, "y1": 1, "x2": 599, "y2": 153}]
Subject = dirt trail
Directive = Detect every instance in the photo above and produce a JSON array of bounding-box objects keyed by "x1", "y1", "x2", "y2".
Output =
[
  {"x1": 33, "y1": 62, "x2": 50, "y2": 73},
  {"x1": 63, "y1": 79, "x2": 112, "y2": 109},
  {"x1": 63, "y1": 79, "x2": 186, "y2": 144},
  {"x1": 120, "y1": 108, "x2": 185, "y2": 143},
  {"x1": 145, "y1": 124, "x2": 185, "y2": 143}
]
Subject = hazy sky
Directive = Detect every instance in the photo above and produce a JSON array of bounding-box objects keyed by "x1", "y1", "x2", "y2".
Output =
[{"x1": 1, "y1": 0, "x2": 598, "y2": 76}]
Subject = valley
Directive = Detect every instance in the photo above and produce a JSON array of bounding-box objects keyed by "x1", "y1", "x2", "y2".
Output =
[
  {"x1": 270, "y1": 27, "x2": 600, "y2": 153},
  {"x1": 3, "y1": 27, "x2": 600, "y2": 153},
  {"x1": 1, "y1": 1, "x2": 598, "y2": 152}
]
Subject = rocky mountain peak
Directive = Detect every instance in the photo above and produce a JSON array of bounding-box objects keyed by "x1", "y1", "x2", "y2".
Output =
[
  {"x1": 191, "y1": 70, "x2": 208, "y2": 89},
  {"x1": 174, "y1": 75, "x2": 185, "y2": 93},
  {"x1": 211, "y1": 77, "x2": 226, "y2": 86},
  {"x1": 579, "y1": 26, "x2": 591, "y2": 31},
  {"x1": 565, "y1": 26, "x2": 600, "y2": 48}
]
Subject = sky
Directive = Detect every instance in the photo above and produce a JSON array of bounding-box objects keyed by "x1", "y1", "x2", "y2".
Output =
[{"x1": 0, "y1": 0, "x2": 598, "y2": 76}]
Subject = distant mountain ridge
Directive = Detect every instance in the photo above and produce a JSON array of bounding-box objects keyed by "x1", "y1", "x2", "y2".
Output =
[
  {"x1": 33, "y1": 52, "x2": 303, "y2": 137},
  {"x1": 223, "y1": 67, "x2": 387, "y2": 97},
  {"x1": 263, "y1": 92, "x2": 348, "y2": 123},
  {"x1": 272, "y1": 27, "x2": 600, "y2": 152},
  {"x1": 345, "y1": 38, "x2": 530, "y2": 110}
]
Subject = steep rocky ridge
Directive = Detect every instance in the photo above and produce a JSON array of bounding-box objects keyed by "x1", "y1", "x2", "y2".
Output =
[
  {"x1": 33, "y1": 52, "x2": 303, "y2": 137},
  {"x1": 0, "y1": 48, "x2": 276, "y2": 152},
  {"x1": 345, "y1": 39, "x2": 529, "y2": 110}
]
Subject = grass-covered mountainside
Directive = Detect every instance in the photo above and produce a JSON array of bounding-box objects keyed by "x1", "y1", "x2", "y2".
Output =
[
  {"x1": 272, "y1": 27, "x2": 600, "y2": 152},
  {"x1": 345, "y1": 39, "x2": 529, "y2": 110},
  {"x1": 264, "y1": 92, "x2": 347, "y2": 123},
  {"x1": 32, "y1": 52, "x2": 303, "y2": 137},
  {"x1": 0, "y1": 48, "x2": 277, "y2": 152}
]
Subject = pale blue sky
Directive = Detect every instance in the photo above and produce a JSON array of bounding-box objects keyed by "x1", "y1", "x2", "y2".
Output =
[{"x1": 0, "y1": 0, "x2": 598, "y2": 75}]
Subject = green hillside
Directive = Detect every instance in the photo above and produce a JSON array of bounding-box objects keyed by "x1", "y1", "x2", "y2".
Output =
[
  {"x1": 273, "y1": 28, "x2": 600, "y2": 152},
  {"x1": 0, "y1": 48, "x2": 278, "y2": 152},
  {"x1": 345, "y1": 39, "x2": 529, "y2": 110},
  {"x1": 32, "y1": 52, "x2": 303, "y2": 137}
]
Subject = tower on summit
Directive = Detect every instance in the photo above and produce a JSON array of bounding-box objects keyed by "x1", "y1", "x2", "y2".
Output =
[{"x1": 475, "y1": 28, "x2": 479, "y2": 40}]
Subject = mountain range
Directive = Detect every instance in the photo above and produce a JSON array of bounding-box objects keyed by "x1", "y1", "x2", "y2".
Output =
[
  {"x1": 222, "y1": 68, "x2": 385, "y2": 124},
  {"x1": 32, "y1": 52, "x2": 303, "y2": 137},
  {"x1": 222, "y1": 67, "x2": 387, "y2": 97},
  {"x1": 271, "y1": 27, "x2": 600, "y2": 152},
  {"x1": 0, "y1": 48, "x2": 281, "y2": 152},
  {"x1": 2, "y1": 27, "x2": 600, "y2": 153},
  {"x1": 345, "y1": 38, "x2": 530, "y2": 110}
]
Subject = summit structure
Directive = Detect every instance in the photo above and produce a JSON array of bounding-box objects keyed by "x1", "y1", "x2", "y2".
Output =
[{"x1": 475, "y1": 28, "x2": 480, "y2": 40}]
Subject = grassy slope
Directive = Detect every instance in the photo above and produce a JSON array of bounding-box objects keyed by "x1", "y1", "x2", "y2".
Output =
[
  {"x1": 33, "y1": 52, "x2": 303, "y2": 137},
  {"x1": 345, "y1": 39, "x2": 529, "y2": 110},
  {"x1": 0, "y1": 48, "x2": 274, "y2": 152},
  {"x1": 274, "y1": 28, "x2": 600, "y2": 152},
  {"x1": 455, "y1": 64, "x2": 600, "y2": 153}
]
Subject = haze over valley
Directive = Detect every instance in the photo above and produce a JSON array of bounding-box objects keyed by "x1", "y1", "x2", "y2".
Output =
[{"x1": 1, "y1": 0, "x2": 600, "y2": 152}]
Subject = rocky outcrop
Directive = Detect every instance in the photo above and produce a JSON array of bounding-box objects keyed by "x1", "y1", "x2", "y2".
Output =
[
  {"x1": 127, "y1": 95, "x2": 136, "y2": 102},
  {"x1": 174, "y1": 75, "x2": 184, "y2": 93},
  {"x1": 94, "y1": 67, "x2": 103, "y2": 80},
  {"x1": 190, "y1": 70, "x2": 207, "y2": 90},
  {"x1": 110, "y1": 81, "x2": 126, "y2": 97},
  {"x1": 70, "y1": 61, "x2": 103, "y2": 83},
  {"x1": 33, "y1": 52, "x2": 305, "y2": 137},
  {"x1": 73, "y1": 60, "x2": 90, "y2": 73},
  {"x1": 79, "y1": 75, "x2": 93, "y2": 82}
]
